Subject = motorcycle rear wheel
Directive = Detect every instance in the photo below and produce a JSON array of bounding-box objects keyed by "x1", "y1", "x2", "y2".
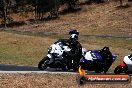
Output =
[
  {"x1": 73, "y1": 64, "x2": 79, "y2": 72},
  {"x1": 38, "y1": 56, "x2": 49, "y2": 70},
  {"x1": 114, "y1": 66, "x2": 128, "y2": 74}
]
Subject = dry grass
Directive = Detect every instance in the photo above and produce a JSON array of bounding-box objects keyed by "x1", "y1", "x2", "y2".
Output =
[
  {"x1": 0, "y1": 31, "x2": 56, "y2": 66},
  {"x1": 0, "y1": 1, "x2": 132, "y2": 37},
  {"x1": 4, "y1": 0, "x2": 131, "y2": 37},
  {"x1": 0, "y1": 31, "x2": 131, "y2": 72},
  {"x1": 0, "y1": 73, "x2": 132, "y2": 88},
  {"x1": 0, "y1": 0, "x2": 132, "y2": 70},
  {"x1": 0, "y1": 1, "x2": 132, "y2": 87}
]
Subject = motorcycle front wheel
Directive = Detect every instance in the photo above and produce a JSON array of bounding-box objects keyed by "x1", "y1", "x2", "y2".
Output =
[{"x1": 38, "y1": 56, "x2": 49, "y2": 70}]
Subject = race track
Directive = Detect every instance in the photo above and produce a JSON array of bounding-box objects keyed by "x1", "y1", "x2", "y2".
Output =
[
  {"x1": 0, "y1": 64, "x2": 132, "y2": 75},
  {"x1": 0, "y1": 64, "x2": 77, "y2": 74}
]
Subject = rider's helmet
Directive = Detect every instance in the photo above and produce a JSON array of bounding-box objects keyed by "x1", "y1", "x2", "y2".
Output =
[
  {"x1": 102, "y1": 47, "x2": 110, "y2": 51},
  {"x1": 69, "y1": 29, "x2": 79, "y2": 35},
  {"x1": 69, "y1": 29, "x2": 79, "y2": 40},
  {"x1": 128, "y1": 54, "x2": 132, "y2": 59}
]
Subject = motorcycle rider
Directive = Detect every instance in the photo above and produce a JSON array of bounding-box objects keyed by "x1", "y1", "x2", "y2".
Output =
[
  {"x1": 46, "y1": 29, "x2": 82, "y2": 70},
  {"x1": 99, "y1": 47, "x2": 113, "y2": 73},
  {"x1": 128, "y1": 54, "x2": 132, "y2": 59},
  {"x1": 66, "y1": 30, "x2": 82, "y2": 70},
  {"x1": 99, "y1": 47, "x2": 113, "y2": 60},
  {"x1": 57, "y1": 29, "x2": 82, "y2": 70},
  {"x1": 81, "y1": 47, "x2": 113, "y2": 73}
]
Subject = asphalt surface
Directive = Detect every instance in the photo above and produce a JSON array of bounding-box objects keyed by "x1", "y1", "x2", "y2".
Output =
[
  {"x1": 0, "y1": 64, "x2": 39, "y2": 71},
  {"x1": 0, "y1": 64, "x2": 113, "y2": 74},
  {"x1": 0, "y1": 64, "x2": 132, "y2": 75},
  {"x1": 0, "y1": 64, "x2": 78, "y2": 74}
]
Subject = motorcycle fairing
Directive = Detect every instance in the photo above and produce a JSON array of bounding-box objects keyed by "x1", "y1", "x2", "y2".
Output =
[
  {"x1": 79, "y1": 57, "x2": 94, "y2": 70},
  {"x1": 84, "y1": 50, "x2": 103, "y2": 61},
  {"x1": 124, "y1": 56, "x2": 132, "y2": 65},
  {"x1": 119, "y1": 61, "x2": 127, "y2": 67},
  {"x1": 90, "y1": 50, "x2": 103, "y2": 61},
  {"x1": 84, "y1": 51, "x2": 94, "y2": 61},
  {"x1": 49, "y1": 44, "x2": 63, "y2": 57},
  {"x1": 124, "y1": 55, "x2": 132, "y2": 71},
  {"x1": 47, "y1": 54, "x2": 53, "y2": 59},
  {"x1": 127, "y1": 64, "x2": 132, "y2": 72}
]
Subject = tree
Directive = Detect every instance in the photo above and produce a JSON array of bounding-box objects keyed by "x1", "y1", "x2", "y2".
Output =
[
  {"x1": 119, "y1": 0, "x2": 123, "y2": 6},
  {"x1": 0, "y1": 0, "x2": 7, "y2": 27}
]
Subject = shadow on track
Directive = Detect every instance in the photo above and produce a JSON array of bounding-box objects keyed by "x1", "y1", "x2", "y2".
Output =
[
  {"x1": 0, "y1": 64, "x2": 75, "y2": 73},
  {"x1": 0, "y1": 64, "x2": 39, "y2": 71}
]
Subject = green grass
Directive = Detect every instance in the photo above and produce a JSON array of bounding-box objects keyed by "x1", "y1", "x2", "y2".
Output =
[
  {"x1": 0, "y1": 31, "x2": 56, "y2": 66},
  {"x1": 0, "y1": 30, "x2": 132, "y2": 69},
  {"x1": 0, "y1": 1, "x2": 131, "y2": 74}
]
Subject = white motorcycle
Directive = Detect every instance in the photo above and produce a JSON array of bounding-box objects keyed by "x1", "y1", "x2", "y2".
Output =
[
  {"x1": 114, "y1": 54, "x2": 132, "y2": 74},
  {"x1": 38, "y1": 41, "x2": 72, "y2": 71}
]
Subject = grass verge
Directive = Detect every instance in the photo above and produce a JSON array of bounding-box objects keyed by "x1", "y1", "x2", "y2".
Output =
[{"x1": 0, "y1": 30, "x2": 131, "y2": 73}]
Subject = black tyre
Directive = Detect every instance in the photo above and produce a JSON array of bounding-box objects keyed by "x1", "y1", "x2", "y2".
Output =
[
  {"x1": 103, "y1": 62, "x2": 112, "y2": 73},
  {"x1": 102, "y1": 58, "x2": 113, "y2": 73},
  {"x1": 38, "y1": 56, "x2": 49, "y2": 70},
  {"x1": 73, "y1": 63, "x2": 79, "y2": 72},
  {"x1": 66, "y1": 59, "x2": 79, "y2": 72},
  {"x1": 73, "y1": 67, "x2": 78, "y2": 72},
  {"x1": 77, "y1": 76, "x2": 87, "y2": 85},
  {"x1": 114, "y1": 65, "x2": 128, "y2": 74},
  {"x1": 94, "y1": 60, "x2": 102, "y2": 73},
  {"x1": 114, "y1": 66, "x2": 121, "y2": 74},
  {"x1": 61, "y1": 66, "x2": 68, "y2": 71}
]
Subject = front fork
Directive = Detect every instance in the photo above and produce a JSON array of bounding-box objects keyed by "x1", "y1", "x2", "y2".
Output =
[{"x1": 46, "y1": 54, "x2": 54, "y2": 65}]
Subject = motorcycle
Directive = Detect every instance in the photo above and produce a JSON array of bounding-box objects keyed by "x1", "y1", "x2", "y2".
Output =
[
  {"x1": 114, "y1": 55, "x2": 132, "y2": 74},
  {"x1": 79, "y1": 48, "x2": 117, "y2": 73},
  {"x1": 38, "y1": 41, "x2": 80, "y2": 71}
]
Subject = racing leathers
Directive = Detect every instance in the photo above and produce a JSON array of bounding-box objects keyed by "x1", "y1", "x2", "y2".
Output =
[{"x1": 57, "y1": 38, "x2": 82, "y2": 68}]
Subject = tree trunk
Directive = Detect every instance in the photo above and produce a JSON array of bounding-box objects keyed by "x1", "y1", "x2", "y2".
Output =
[
  {"x1": 35, "y1": 0, "x2": 37, "y2": 20},
  {"x1": 128, "y1": 0, "x2": 132, "y2": 2},
  {"x1": 3, "y1": 0, "x2": 7, "y2": 28},
  {"x1": 119, "y1": 0, "x2": 123, "y2": 6}
]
